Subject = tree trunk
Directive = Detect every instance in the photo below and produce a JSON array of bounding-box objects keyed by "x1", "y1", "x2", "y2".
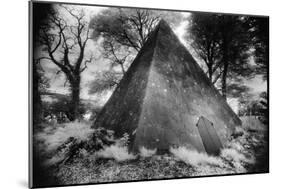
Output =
[
  {"x1": 221, "y1": 63, "x2": 228, "y2": 100},
  {"x1": 33, "y1": 62, "x2": 43, "y2": 124},
  {"x1": 208, "y1": 62, "x2": 213, "y2": 82},
  {"x1": 120, "y1": 64, "x2": 126, "y2": 75},
  {"x1": 69, "y1": 76, "x2": 81, "y2": 121},
  {"x1": 221, "y1": 35, "x2": 229, "y2": 101}
]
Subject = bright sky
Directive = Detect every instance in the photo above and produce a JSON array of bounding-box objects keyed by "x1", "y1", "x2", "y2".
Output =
[{"x1": 40, "y1": 4, "x2": 267, "y2": 112}]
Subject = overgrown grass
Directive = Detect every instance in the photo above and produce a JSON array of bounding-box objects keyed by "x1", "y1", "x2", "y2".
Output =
[
  {"x1": 35, "y1": 121, "x2": 93, "y2": 151},
  {"x1": 33, "y1": 116, "x2": 268, "y2": 185},
  {"x1": 170, "y1": 147, "x2": 224, "y2": 167}
]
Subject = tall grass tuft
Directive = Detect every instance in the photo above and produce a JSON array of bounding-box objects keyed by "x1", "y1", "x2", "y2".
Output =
[
  {"x1": 139, "y1": 147, "x2": 157, "y2": 157},
  {"x1": 97, "y1": 144, "x2": 136, "y2": 162},
  {"x1": 170, "y1": 147, "x2": 224, "y2": 167}
]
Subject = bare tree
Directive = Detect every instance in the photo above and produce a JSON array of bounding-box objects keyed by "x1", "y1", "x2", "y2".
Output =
[
  {"x1": 102, "y1": 39, "x2": 130, "y2": 75},
  {"x1": 89, "y1": 8, "x2": 183, "y2": 95},
  {"x1": 37, "y1": 6, "x2": 94, "y2": 120},
  {"x1": 91, "y1": 9, "x2": 161, "y2": 73}
]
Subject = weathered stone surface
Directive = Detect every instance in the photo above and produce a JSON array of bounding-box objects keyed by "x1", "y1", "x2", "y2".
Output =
[
  {"x1": 92, "y1": 20, "x2": 241, "y2": 154},
  {"x1": 196, "y1": 116, "x2": 223, "y2": 155}
]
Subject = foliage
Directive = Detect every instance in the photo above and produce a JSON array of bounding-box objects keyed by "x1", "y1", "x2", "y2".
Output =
[
  {"x1": 34, "y1": 61, "x2": 50, "y2": 93},
  {"x1": 258, "y1": 91, "x2": 268, "y2": 124},
  {"x1": 33, "y1": 60, "x2": 50, "y2": 123},
  {"x1": 91, "y1": 8, "x2": 183, "y2": 52},
  {"x1": 51, "y1": 126, "x2": 116, "y2": 165},
  {"x1": 246, "y1": 17, "x2": 269, "y2": 80},
  {"x1": 42, "y1": 97, "x2": 86, "y2": 122},
  {"x1": 88, "y1": 71, "x2": 122, "y2": 95},
  {"x1": 240, "y1": 116, "x2": 267, "y2": 131},
  {"x1": 187, "y1": 13, "x2": 256, "y2": 99},
  {"x1": 35, "y1": 121, "x2": 116, "y2": 165},
  {"x1": 226, "y1": 82, "x2": 250, "y2": 98},
  {"x1": 238, "y1": 91, "x2": 268, "y2": 125},
  {"x1": 187, "y1": 13, "x2": 222, "y2": 84}
]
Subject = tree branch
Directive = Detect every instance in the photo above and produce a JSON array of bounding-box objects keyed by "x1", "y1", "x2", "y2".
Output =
[
  {"x1": 80, "y1": 54, "x2": 94, "y2": 73},
  {"x1": 212, "y1": 69, "x2": 224, "y2": 85}
]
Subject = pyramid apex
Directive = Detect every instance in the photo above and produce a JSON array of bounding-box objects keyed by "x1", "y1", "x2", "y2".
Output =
[
  {"x1": 158, "y1": 19, "x2": 168, "y2": 25},
  {"x1": 157, "y1": 19, "x2": 171, "y2": 29},
  {"x1": 152, "y1": 19, "x2": 174, "y2": 41}
]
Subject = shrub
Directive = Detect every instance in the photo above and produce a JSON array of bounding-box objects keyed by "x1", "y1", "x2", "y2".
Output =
[
  {"x1": 42, "y1": 98, "x2": 86, "y2": 122},
  {"x1": 117, "y1": 133, "x2": 130, "y2": 147},
  {"x1": 35, "y1": 121, "x2": 117, "y2": 166},
  {"x1": 36, "y1": 121, "x2": 93, "y2": 152},
  {"x1": 240, "y1": 116, "x2": 266, "y2": 131},
  {"x1": 87, "y1": 127, "x2": 115, "y2": 151},
  {"x1": 231, "y1": 126, "x2": 245, "y2": 138}
]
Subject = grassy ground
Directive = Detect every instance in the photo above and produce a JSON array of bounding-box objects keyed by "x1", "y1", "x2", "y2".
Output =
[{"x1": 32, "y1": 117, "x2": 269, "y2": 187}]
